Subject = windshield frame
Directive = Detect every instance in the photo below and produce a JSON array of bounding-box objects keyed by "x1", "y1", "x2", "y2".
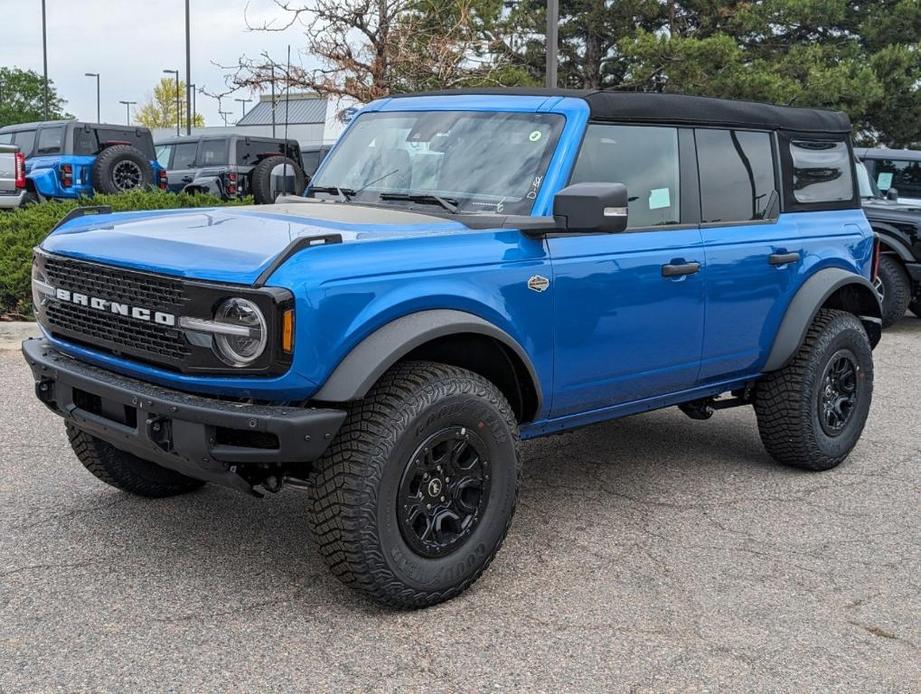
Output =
[{"x1": 308, "y1": 109, "x2": 567, "y2": 215}]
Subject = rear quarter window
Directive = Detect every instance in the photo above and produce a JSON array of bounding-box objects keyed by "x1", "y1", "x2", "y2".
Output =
[
  {"x1": 199, "y1": 139, "x2": 229, "y2": 166},
  {"x1": 36, "y1": 126, "x2": 65, "y2": 155},
  {"x1": 789, "y1": 140, "x2": 853, "y2": 204}
]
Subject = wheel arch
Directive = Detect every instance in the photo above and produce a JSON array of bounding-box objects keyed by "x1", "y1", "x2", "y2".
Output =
[
  {"x1": 873, "y1": 226, "x2": 915, "y2": 263},
  {"x1": 312, "y1": 309, "x2": 543, "y2": 422},
  {"x1": 764, "y1": 268, "x2": 882, "y2": 372}
]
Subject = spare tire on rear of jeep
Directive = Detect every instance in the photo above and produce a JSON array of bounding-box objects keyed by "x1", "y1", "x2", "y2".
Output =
[
  {"x1": 92, "y1": 144, "x2": 153, "y2": 194},
  {"x1": 251, "y1": 155, "x2": 306, "y2": 204}
]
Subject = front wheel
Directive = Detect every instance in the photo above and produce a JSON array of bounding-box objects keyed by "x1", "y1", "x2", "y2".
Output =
[
  {"x1": 307, "y1": 362, "x2": 521, "y2": 609},
  {"x1": 754, "y1": 309, "x2": 873, "y2": 471}
]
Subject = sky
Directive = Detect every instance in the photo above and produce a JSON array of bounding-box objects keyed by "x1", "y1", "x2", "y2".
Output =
[{"x1": 1, "y1": 0, "x2": 318, "y2": 126}]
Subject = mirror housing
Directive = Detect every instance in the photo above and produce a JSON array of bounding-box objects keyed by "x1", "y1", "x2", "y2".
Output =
[
  {"x1": 553, "y1": 182, "x2": 629, "y2": 233},
  {"x1": 886, "y1": 187, "x2": 900, "y2": 201}
]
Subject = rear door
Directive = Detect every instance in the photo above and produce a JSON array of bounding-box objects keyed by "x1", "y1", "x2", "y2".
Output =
[
  {"x1": 165, "y1": 141, "x2": 199, "y2": 192},
  {"x1": 547, "y1": 123, "x2": 706, "y2": 417}
]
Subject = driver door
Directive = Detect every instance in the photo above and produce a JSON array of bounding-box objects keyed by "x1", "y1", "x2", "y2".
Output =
[{"x1": 548, "y1": 124, "x2": 705, "y2": 417}]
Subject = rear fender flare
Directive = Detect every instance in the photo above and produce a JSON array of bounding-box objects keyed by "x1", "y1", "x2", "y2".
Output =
[
  {"x1": 26, "y1": 168, "x2": 60, "y2": 197},
  {"x1": 764, "y1": 268, "x2": 882, "y2": 372},
  {"x1": 313, "y1": 309, "x2": 542, "y2": 410}
]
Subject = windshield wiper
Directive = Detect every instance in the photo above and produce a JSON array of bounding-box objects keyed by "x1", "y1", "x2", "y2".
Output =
[
  {"x1": 309, "y1": 185, "x2": 355, "y2": 202},
  {"x1": 379, "y1": 193, "x2": 459, "y2": 213}
]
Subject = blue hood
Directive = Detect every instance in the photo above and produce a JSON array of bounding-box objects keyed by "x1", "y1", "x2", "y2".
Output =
[{"x1": 41, "y1": 202, "x2": 468, "y2": 285}]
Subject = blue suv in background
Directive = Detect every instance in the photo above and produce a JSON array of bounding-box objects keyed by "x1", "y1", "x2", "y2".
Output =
[
  {"x1": 24, "y1": 90, "x2": 881, "y2": 608},
  {"x1": 0, "y1": 121, "x2": 165, "y2": 203}
]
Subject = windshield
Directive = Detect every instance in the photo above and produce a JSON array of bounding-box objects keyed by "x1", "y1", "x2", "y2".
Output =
[
  {"x1": 309, "y1": 110, "x2": 565, "y2": 214},
  {"x1": 856, "y1": 161, "x2": 881, "y2": 199}
]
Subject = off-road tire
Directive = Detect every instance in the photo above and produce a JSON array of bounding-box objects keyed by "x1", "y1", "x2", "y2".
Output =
[
  {"x1": 754, "y1": 309, "x2": 873, "y2": 471},
  {"x1": 251, "y1": 155, "x2": 306, "y2": 204},
  {"x1": 877, "y1": 254, "x2": 911, "y2": 328},
  {"x1": 307, "y1": 361, "x2": 521, "y2": 609},
  {"x1": 67, "y1": 424, "x2": 204, "y2": 497},
  {"x1": 91, "y1": 144, "x2": 153, "y2": 194}
]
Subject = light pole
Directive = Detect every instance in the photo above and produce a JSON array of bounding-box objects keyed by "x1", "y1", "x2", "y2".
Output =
[
  {"x1": 163, "y1": 69, "x2": 180, "y2": 136},
  {"x1": 546, "y1": 0, "x2": 558, "y2": 88},
  {"x1": 184, "y1": 0, "x2": 192, "y2": 135},
  {"x1": 119, "y1": 100, "x2": 136, "y2": 125},
  {"x1": 235, "y1": 97, "x2": 252, "y2": 120},
  {"x1": 218, "y1": 110, "x2": 231, "y2": 126},
  {"x1": 189, "y1": 83, "x2": 197, "y2": 128},
  {"x1": 41, "y1": 0, "x2": 49, "y2": 119},
  {"x1": 85, "y1": 72, "x2": 100, "y2": 122}
]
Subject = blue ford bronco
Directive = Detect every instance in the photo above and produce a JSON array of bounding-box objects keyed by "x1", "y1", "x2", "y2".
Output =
[
  {"x1": 0, "y1": 121, "x2": 165, "y2": 203},
  {"x1": 24, "y1": 90, "x2": 882, "y2": 608}
]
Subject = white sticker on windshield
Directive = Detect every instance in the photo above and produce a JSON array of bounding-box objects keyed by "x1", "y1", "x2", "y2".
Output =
[
  {"x1": 877, "y1": 172, "x2": 894, "y2": 190},
  {"x1": 649, "y1": 188, "x2": 671, "y2": 210},
  {"x1": 529, "y1": 130, "x2": 542, "y2": 142}
]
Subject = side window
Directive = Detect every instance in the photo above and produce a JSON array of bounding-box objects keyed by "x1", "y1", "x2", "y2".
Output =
[
  {"x1": 874, "y1": 159, "x2": 921, "y2": 199},
  {"x1": 236, "y1": 139, "x2": 284, "y2": 165},
  {"x1": 171, "y1": 142, "x2": 198, "y2": 169},
  {"x1": 73, "y1": 127, "x2": 99, "y2": 155},
  {"x1": 789, "y1": 140, "x2": 853, "y2": 204},
  {"x1": 12, "y1": 130, "x2": 37, "y2": 157},
  {"x1": 36, "y1": 126, "x2": 65, "y2": 155},
  {"x1": 199, "y1": 139, "x2": 229, "y2": 166},
  {"x1": 571, "y1": 124, "x2": 681, "y2": 228},
  {"x1": 155, "y1": 144, "x2": 173, "y2": 168},
  {"x1": 696, "y1": 129, "x2": 777, "y2": 223},
  {"x1": 93, "y1": 128, "x2": 155, "y2": 159}
]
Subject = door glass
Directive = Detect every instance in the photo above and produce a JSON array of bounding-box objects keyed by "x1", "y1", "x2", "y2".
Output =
[
  {"x1": 36, "y1": 127, "x2": 65, "y2": 155},
  {"x1": 155, "y1": 144, "x2": 173, "y2": 168},
  {"x1": 789, "y1": 140, "x2": 853, "y2": 203},
  {"x1": 873, "y1": 159, "x2": 921, "y2": 199},
  {"x1": 172, "y1": 142, "x2": 198, "y2": 169},
  {"x1": 198, "y1": 139, "x2": 229, "y2": 166},
  {"x1": 73, "y1": 128, "x2": 99, "y2": 155},
  {"x1": 696, "y1": 129, "x2": 776, "y2": 223},
  {"x1": 570, "y1": 124, "x2": 681, "y2": 228}
]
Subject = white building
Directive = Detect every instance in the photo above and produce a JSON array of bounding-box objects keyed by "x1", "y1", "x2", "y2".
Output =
[{"x1": 152, "y1": 93, "x2": 356, "y2": 147}]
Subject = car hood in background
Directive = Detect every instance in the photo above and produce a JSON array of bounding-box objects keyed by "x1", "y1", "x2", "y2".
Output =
[{"x1": 41, "y1": 200, "x2": 469, "y2": 285}]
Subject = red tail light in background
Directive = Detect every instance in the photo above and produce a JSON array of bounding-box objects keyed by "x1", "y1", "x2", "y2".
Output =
[
  {"x1": 59, "y1": 163, "x2": 73, "y2": 188},
  {"x1": 14, "y1": 152, "x2": 25, "y2": 189},
  {"x1": 226, "y1": 172, "x2": 238, "y2": 196},
  {"x1": 158, "y1": 169, "x2": 168, "y2": 190},
  {"x1": 872, "y1": 238, "x2": 881, "y2": 283}
]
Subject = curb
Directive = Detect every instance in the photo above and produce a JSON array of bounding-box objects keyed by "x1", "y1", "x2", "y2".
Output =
[{"x1": 0, "y1": 322, "x2": 39, "y2": 351}]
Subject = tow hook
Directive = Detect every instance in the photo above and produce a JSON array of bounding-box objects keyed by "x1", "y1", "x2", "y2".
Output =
[
  {"x1": 679, "y1": 399, "x2": 715, "y2": 420},
  {"x1": 147, "y1": 417, "x2": 173, "y2": 452},
  {"x1": 36, "y1": 378, "x2": 55, "y2": 404}
]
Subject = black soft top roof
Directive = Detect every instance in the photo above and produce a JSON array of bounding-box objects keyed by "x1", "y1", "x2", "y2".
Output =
[{"x1": 388, "y1": 88, "x2": 852, "y2": 134}]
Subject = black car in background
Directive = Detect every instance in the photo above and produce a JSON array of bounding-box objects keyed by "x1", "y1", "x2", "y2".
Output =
[
  {"x1": 857, "y1": 160, "x2": 921, "y2": 326},
  {"x1": 856, "y1": 147, "x2": 921, "y2": 207},
  {"x1": 155, "y1": 134, "x2": 307, "y2": 204},
  {"x1": 300, "y1": 144, "x2": 331, "y2": 179}
]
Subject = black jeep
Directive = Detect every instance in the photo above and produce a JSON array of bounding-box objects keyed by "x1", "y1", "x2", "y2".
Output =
[
  {"x1": 857, "y1": 160, "x2": 921, "y2": 326},
  {"x1": 155, "y1": 134, "x2": 306, "y2": 204}
]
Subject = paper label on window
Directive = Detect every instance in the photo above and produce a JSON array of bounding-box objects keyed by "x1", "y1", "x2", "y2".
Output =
[
  {"x1": 877, "y1": 172, "x2": 893, "y2": 190},
  {"x1": 649, "y1": 188, "x2": 671, "y2": 210}
]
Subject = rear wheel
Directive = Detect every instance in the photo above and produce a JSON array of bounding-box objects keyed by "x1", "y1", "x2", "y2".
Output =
[
  {"x1": 754, "y1": 309, "x2": 873, "y2": 471},
  {"x1": 67, "y1": 424, "x2": 204, "y2": 497},
  {"x1": 307, "y1": 362, "x2": 521, "y2": 608},
  {"x1": 876, "y1": 254, "x2": 911, "y2": 328}
]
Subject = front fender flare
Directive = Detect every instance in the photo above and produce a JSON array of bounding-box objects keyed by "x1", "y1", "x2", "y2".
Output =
[
  {"x1": 313, "y1": 309, "x2": 542, "y2": 409},
  {"x1": 764, "y1": 268, "x2": 882, "y2": 372}
]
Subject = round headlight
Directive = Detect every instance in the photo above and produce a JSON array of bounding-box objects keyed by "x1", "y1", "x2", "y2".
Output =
[{"x1": 213, "y1": 298, "x2": 268, "y2": 367}]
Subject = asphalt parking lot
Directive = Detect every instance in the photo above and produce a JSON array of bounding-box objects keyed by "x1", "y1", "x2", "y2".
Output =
[{"x1": 1, "y1": 321, "x2": 919, "y2": 692}]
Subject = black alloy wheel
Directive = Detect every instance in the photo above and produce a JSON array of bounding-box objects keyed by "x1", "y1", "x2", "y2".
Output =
[{"x1": 817, "y1": 350, "x2": 859, "y2": 436}]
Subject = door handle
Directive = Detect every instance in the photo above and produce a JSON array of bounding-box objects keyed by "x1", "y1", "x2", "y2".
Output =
[
  {"x1": 769, "y1": 251, "x2": 800, "y2": 266},
  {"x1": 662, "y1": 261, "x2": 701, "y2": 278}
]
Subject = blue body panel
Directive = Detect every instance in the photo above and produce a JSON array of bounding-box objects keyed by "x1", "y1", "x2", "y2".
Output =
[
  {"x1": 26, "y1": 154, "x2": 164, "y2": 199},
  {"x1": 38, "y1": 93, "x2": 876, "y2": 439}
]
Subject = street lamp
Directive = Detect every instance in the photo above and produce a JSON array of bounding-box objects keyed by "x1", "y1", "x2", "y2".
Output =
[
  {"x1": 163, "y1": 69, "x2": 180, "y2": 136},
  {"x1": 546, "y1": 0, "x2": 558, "y2": 88},
  {"x1": 41, "y1": 0, "x2": 49, "y2": 119},
  {"x1": 218, "y1": 110, "x2": 231, "y2": 126},
  {"x1": 119, "y1": 100, "x2": 137, "y2": 126},
  {"x1": 189, "y1": 83, "x2": 197, "y2": 128},
  {"x1": 235, "y1": 97, "x2": 252, "y2": 120},
  {"x1": 85, "y1": 73, "x2": 100, "y2": 122},
  {"x1": 185, "y1": 0, "x2": 192, "y2": 135}
]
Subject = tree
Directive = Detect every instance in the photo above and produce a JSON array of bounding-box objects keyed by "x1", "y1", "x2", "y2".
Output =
[
  {"x1": 135, "y1": 77, "x2": 204, "y2": 129},
  {"x1": 0, "y1": 67, "x2": 71, "y2": 127}
]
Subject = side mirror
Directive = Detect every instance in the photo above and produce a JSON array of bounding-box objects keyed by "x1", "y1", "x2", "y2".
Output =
[
  {"x1": 554, "y1": 182, "x2": 628, "y2": 233},
  {"x1": 886, "y1": 187, "x2": 899, "y2": 201}
]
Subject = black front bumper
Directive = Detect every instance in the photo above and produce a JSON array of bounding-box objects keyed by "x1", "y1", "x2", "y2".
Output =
[{"x1": 23, "y1": 338, "x2": 346, "y2": 493}]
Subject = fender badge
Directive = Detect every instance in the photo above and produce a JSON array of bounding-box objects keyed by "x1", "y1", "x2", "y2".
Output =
[{"x1": 527, "y1": 275, "x2": 550, "y2": 293}]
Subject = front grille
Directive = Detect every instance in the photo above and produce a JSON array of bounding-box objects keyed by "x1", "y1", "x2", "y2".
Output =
[{"x1": 41, "y1": 255, "x2": 191, "y2": 368}]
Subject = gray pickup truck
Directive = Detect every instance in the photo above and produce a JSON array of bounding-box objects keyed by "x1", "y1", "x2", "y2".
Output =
[{"x1": 0, "y1": 144, "x2": 27, "y2": 209}]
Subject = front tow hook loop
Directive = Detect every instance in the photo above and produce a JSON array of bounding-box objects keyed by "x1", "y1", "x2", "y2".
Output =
[
  {"x1": 36, "y1": 378, "x2": 55, "y2": 404},
  {"x1": 147, "y1": 417, "x2": 173, "y2": 452}
]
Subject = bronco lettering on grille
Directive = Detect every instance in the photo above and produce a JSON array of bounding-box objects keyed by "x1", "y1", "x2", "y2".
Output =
[{"x1": 54, "y1": 288, "x2": 176, "y2": 327}]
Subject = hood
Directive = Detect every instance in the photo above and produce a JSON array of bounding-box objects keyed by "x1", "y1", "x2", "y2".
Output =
[
  {"x1": 41, "y1": 200, "x2": 469, "y2": 285},
  {"x1": 862, "y1": 198, "x2": 921, "y2": 227}
]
